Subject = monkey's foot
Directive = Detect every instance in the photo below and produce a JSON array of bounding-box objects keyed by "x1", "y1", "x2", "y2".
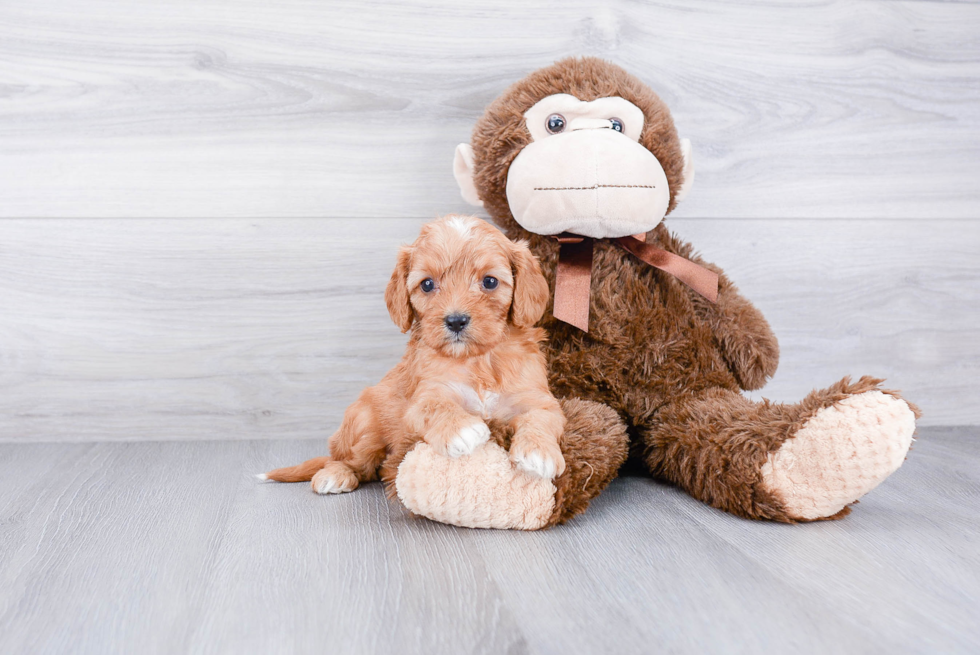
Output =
[
  {"x1": 395, "y1": 442, "x2": 556, "y2": 530},
  {"x1": 761, "y1": 390, "x2": 916, "y2": 520}
]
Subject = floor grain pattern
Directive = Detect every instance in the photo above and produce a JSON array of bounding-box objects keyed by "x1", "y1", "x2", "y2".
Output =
[{"x1": 0, "y1": 427, "x2": 976, "y2": 655}]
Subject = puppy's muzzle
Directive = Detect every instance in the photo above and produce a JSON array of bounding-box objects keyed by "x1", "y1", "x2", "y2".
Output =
[{"x1": 444, "y1": 313, "x2": 470, "y2": 334}]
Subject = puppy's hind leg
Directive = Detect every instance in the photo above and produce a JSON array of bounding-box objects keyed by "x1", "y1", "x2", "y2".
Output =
[
  {"x1": 259, "y1": 455, "x2": 359, "y2": 495},
  {"x1": 313, "y1": 396, "x2": 387, "y2": 495},
  {"x1": 311, "y1": 460, "x2": 360, "y2": 495},
  {"x1": 259, "y1": 393, "x2": 387, "y2": 495}
]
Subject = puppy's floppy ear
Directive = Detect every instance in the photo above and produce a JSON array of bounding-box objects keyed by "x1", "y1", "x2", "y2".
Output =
[
  {"x1": 385, "y1": 246, "x2": 414, "y2": 333},
  {"x1": 509, "y1": 240, "x2": 550, "y2": 328}
]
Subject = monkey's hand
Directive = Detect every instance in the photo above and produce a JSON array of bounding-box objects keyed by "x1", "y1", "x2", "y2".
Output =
[{"x1": 676, "y1": 246, "x2": 779, "y2": 391}]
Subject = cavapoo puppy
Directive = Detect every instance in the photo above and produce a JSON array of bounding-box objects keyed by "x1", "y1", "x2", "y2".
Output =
[{"x1": 260, "y1": 214, "x2": 565, "y2": 494}]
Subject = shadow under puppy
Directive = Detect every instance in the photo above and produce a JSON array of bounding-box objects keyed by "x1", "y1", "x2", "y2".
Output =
[{"x1": 261, "y1": 215, "x2": 568, "y2": 505}]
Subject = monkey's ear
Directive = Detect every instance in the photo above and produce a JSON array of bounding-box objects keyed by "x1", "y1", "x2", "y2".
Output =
[
  {"x1": 673, "y1": 138, "x2": 695, "y2": 203},
  {"x1": 453, "y1": 143, "x2": 484, "y2": 207},
  {"x1": 509, "y1": 240, "x2": 550, "y2": 328},
  {"x1": 384, "y1": 246, "x2": 414, "y2": 333}
]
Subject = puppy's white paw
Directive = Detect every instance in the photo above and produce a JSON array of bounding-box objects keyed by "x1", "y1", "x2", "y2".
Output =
[
  {"x1": 312, "y1": 469, "x2": 355, "y2": 495},
  {"x1": 446, "y1": 422, "x2": 491, "y2": 458},
  {"x1": 512, "y1": 449, "x2": 559, "y2": 480}
]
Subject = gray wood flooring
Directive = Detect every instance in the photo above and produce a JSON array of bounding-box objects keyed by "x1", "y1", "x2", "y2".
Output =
[{"x1": 0, "y1": 427, "x2": 977, "y2": 655}]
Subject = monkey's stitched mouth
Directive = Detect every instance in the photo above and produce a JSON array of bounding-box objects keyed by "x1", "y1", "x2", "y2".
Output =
[{"x1": 533, "y1": 184, "x2": 655, "y2": 191}]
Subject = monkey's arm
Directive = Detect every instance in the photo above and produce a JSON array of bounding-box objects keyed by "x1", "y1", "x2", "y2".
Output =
[
  {"x1": 660, "y1": 230, "x2": 779, "y2": 390},
  {"x1": 695, "y1": 270, "x2": 779, "y2": 390}
]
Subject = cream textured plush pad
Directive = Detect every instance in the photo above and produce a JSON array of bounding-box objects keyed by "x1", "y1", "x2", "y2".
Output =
[
  {"x1": 397, "y1": 442, "x2": 557, "y2": 530},
  {"x1": 761, "y1": 391, "x2": 917, "y2": 519}
]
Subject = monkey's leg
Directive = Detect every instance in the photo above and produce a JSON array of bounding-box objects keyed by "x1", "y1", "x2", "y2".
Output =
[
  {"x1": 544, "y1": 398, "x2": 630, "y2": 526},
  {"x1": 640, "y1": 376, "x2": 918, "y2": 522},
  {"x1": 390, "y1": 398, "x2": 629, "y2": 530}
]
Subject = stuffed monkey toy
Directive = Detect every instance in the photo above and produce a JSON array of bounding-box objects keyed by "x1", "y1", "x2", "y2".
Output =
[{"x1": 391, "y1": 57, "x2": 919, "y2": 529}]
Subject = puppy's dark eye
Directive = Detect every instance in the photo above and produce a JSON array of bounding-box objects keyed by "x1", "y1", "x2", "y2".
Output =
[
  {"x1": 420, "y1": 278, "x2": 435, "y2": 293},
  {"x1": 546, "y1": 114, "x2": 566, "y2": 134},
  {"x1": 482, "y1": 276, "x2": 498, "y2": 290},
  {"x1": 609, "y1": 118, "x2": 624, "y2": 133}
]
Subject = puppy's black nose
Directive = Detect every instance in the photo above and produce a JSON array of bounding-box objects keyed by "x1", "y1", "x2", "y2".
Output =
[{"x1": 444, "y1": 313, "x2": 470, "y2": 334}]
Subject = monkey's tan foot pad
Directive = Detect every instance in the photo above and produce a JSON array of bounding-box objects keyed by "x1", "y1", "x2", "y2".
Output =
[
  {"x1": 761, "y1": 390, "x2": 916, "y2": 520},
  {"x1": 396, "y1": 442, "x2": 556, "y2": 530}
]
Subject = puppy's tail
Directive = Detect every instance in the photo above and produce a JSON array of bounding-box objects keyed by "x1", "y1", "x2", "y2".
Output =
[{"x1": 258, "y1": 456, "x2": 330, "y2": 483}]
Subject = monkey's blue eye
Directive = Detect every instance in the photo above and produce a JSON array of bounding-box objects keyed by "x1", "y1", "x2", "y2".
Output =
[
  {"x1": 609, "y1": 118, "x2": 624, "y2": 133},
  {"x1": 482, "y1": 276, "x2": 498, "y2": 290},
  {"x1": 420, "y1": 278, "x2": 435, "y2": 293},
  {"x1": 546, "y1": 114, "x2": 566, "y2": 134}
]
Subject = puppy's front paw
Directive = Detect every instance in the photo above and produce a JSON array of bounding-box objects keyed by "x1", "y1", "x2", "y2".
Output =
[
  {"x1": 446, "y1": 422, "x2": 491, "y2": 458},
  {"x1": 510, "y1": 439, "x2": 565, "y2": 480}
]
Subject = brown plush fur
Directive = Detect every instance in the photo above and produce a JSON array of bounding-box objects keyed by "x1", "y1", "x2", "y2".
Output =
[
  {"x1": 466, "y1": 57, "x2": 917, "y2": 523},
  {"x1": 641, "y1": 375, "x2": 920, "y2": 523},
  {"x1": 545, "y1": 398, "x2": 631, "y2": 526},
  {"x1": 263, "y1": 216, "x2": 568, "y2": 492}
]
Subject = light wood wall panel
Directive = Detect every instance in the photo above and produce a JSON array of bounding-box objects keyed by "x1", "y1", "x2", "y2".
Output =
[
  {"x1": 0, "y1": 0, "x2": 978, "y2": 218},
  {"x1": 0, "y1": 217, "x2": 975, "y2": 443},
  {"x1": 1, "y1": 0, "x2": 977, "y2": 439}
]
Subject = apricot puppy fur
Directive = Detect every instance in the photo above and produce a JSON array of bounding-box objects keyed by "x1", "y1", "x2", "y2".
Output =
[{"x1": 260, "y1": 214, "x2": 565, "y2": 494}]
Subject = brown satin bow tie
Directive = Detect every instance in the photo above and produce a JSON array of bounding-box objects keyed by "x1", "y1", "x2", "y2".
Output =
[{"x1": 552, "y1": 232, "x2": 720, "y2": 332}]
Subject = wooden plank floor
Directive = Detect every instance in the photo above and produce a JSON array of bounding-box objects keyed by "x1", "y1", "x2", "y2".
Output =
[{"x1": 1, "y1": 427, "x2": 976, "y2": 655}]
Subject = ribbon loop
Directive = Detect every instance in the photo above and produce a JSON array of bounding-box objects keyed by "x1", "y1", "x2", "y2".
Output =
[
  {"x1": 551, "y1": 233, "x2": 719, "y2": 332},
  {"x1": 613, "y1": 236, "x2": 719, "y2": 304},
  {"x1": 553, "y1": 238, "x2": 593, "y2": 332}
]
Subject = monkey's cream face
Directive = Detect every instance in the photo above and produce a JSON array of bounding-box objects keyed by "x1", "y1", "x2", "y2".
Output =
[
  {"x1": 454, "y1": 93, "x2": 693, "y2": 240},
  {"x1": 507, "y1": 94, "x2": 671, "y2": 239}
]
